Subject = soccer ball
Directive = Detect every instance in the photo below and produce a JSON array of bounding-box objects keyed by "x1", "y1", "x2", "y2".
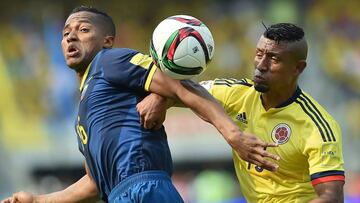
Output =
[{"x1": 150, "y1": 15, "x2": 215, "y2": 79}]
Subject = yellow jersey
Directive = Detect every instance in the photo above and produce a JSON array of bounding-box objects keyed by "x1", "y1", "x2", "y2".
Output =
[{"x1": 201, "y1": 78, "x2": 345, "y2": 203}]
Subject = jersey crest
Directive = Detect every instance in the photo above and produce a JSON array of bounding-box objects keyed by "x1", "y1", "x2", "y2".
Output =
[{"x1": 271, "y1": 123, "x2": 291, "y2": 145}]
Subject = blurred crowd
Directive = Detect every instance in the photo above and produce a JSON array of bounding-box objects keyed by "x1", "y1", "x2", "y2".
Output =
[{"x1": 0, "y1": 0, "x2": 359, "y2": 202}]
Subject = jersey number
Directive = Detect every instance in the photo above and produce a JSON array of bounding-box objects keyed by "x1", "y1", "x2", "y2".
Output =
[
  {"x1": 247, "y1": 147, "x2": 266, "y2": 172},
  {"x1": 76, "y1": 116, "x2": 88, "y2": 145}
]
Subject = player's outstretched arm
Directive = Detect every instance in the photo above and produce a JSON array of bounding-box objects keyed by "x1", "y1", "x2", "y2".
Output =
[
  {"x1": 309, "y1": 181, "x2": 344, "y2": 203},
  {"x1": 0, "y1": 164, "x2": 99, "y2": 203},
  {"x1": 147, "y1": 68, "x2": 279, "y2": 171}
]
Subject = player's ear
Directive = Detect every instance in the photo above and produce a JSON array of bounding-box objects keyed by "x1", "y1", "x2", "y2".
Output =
[
  {"x1": 103, "y1": 36, "x2": 114, "y2": 48},
  {"x1": 295, "y1": 60, "x2": 306, "y2": 75}
]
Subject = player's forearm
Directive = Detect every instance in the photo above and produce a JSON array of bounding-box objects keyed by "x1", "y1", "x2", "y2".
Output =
[
  {"x1": 34, "y1": 175, "x2": 98, "y2": 203},
  {"x1": 310, "y1": 181, "x2": 344, "y2": 203},
  {"x1": 148, "y1": 69, "x2": 239, "y2": 137},
  {"x1": 309, "y1": 195, "x2": 343, "y2": 203},
  {"x1": 309, "y1": 190, "x2": 344, "y2": 203}
]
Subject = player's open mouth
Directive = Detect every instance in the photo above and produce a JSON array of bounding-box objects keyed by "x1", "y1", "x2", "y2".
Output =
[{"x1": 67, "y1": 45, "x2": 79, "y2": 57}]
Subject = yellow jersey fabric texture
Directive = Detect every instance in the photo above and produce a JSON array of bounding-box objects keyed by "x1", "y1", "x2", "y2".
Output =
[{"x1": 201, "y1": 78, "x2": 345, "y2": 203}]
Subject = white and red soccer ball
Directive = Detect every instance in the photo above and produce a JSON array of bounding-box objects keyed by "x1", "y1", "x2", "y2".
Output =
[{"x1": 150, "y1": 15, "x2": 215, "y2": 79}]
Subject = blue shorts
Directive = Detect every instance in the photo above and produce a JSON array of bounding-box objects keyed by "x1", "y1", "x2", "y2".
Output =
[{"x1": 108, "y1": 170, "x2": 184, "y2": 203}]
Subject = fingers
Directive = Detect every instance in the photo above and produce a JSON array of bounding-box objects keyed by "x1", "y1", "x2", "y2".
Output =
[
  {"x1": 253, "y1": 147, "x2": 279, "y2": 171},
  {"x1": 257, "y1": 149, "x2": 280, "y2": 161},
  {"x1": 253, "y1": 138, "x2": 278, "y2": 148},
  {"x1": 1, "y1": 197, "x2": 11, "y2": 203},
  {"x1": 154, "y1": 122, "x2": 163, "y2": 130},
  {"x1": 144, "y1": 122, "x2": 156, "y2": 129},
  {"x1": 137, "y1": 106, "x2": 144, "y2": 126},
  {"x1": 139, "y1": 115, "x2": 144, "y2": 127},
  {"x1": 143, "y1": 120, "x2": 152, "y2": 129},
  {"x1": 256, "y1": 158, "x2": 279, "y2": 171},
  {"x1": 248, "y1": 153, "x2": 279, "y2": 172},
  {"x1": 10, "y1": 196, "x2": 17, "y2": 203},
  {"x1": 249, "y1": 137, "x2": 280, "y2": 161},
  {"x1": 263, "y1": 142, "x2": 278, "y2": 148}
]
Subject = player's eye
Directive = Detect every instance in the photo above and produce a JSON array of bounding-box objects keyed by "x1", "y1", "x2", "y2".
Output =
[
  {"x1": 80, "y1": 28, "x2": 90, "y2": 32},
  {"x1": 271, "y1": 57, "x2": 279, "y2": 63},
  {"x1": 63, "y1": 31, "x2": 70, "y2": 37},
  {"x1": 255, "y1": 52, "x2": 263, "y2": 58}
]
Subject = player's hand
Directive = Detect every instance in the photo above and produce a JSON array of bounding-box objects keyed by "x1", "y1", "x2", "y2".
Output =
[
  {"x1": 137, "y1": 93, "x2": 167, "y2": 129},
  {"x1": 228, "y1": 132, "x2": 280, "y2": 171},
  {"x1": 0, "y1": 191, "x2": 34, "y2": 203}
]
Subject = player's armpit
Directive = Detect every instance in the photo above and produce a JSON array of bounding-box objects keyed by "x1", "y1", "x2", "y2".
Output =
[{"x1": 309, "y1": 180, "x2": 345, "y2": 203}]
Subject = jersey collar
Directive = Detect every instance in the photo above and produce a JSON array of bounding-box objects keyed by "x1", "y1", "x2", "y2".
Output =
[
  {"x1": 275, "y1": 86, "x2": 302, "y2": 108},
  {"x1": 260, "y1": 86, "x2": 302, "y2": 109},
  {"x1": 79, "y1": 62, "x2": 92, "y2": 92}
]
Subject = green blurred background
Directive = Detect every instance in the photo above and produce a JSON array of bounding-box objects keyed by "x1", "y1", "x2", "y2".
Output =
[{"x1": 0, "y1": 0, "x2": 360, "y2": 202}]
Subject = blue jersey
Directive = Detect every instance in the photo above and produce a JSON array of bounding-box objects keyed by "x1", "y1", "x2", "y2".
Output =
[{"x1": 75, "y1": 48, "x2": 173, "y2": 201}]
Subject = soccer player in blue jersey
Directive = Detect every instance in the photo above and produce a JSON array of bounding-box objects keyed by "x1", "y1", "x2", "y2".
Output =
[
  {"x1": 1, "y1": 6, "x2": 280, "y2": 203},
  {"x1": 137, "y1": 23, "x2": 345, "y2": 202}
]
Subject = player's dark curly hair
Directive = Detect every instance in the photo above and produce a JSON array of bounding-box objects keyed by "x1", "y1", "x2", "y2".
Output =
[
  {"x1": 263, "y1": 23, "x2": 304, "y2": 43},
  {"x1": 70, "y1": 6, "x2": 116, "y2": 37}
]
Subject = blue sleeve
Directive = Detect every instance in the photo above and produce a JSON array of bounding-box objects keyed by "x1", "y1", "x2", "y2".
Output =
[{"x1": 101, "y1": 48, "x2": 156, "y2": 91}]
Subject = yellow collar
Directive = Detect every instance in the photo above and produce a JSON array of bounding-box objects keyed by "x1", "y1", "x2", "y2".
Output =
[{"x1": 79, "y1": 62, "x2": 92, "y2": 92}]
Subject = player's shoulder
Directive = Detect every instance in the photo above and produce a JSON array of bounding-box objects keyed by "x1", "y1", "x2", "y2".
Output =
[
  {"x1": 294, "y1": 90, "x2": 336, "y2": 121},
  {"x1": 294, "y1": 90, "x2": 341, "y2": 142},
  {"x1": 213, "y1": 78, "x2": 254, "y2": 87},
  {"x1": 99, "y1": 48, "x2": 139, "y2": 60},
  {"x1": 200, "y1": 78, "x2": 254, "y2": 90}
]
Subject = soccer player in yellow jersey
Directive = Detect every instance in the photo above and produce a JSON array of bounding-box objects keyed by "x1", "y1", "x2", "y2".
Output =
[{"x1": 137, "y1": 23, "x2": 345, "y2": 202}]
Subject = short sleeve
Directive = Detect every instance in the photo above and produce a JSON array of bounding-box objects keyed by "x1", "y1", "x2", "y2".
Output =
[
  {"x1": 304, "y1": 119, "x2": 345, "y2": 186},
  {"x1": 200, "y1": 78, "x2": 252, "y2": 112},
  {"x1": 102, "y1": 48, "x2": 156, "y2": 91}
]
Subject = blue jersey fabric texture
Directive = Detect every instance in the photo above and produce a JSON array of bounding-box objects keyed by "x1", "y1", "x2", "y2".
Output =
[
  {"x1": 108, "y1": 170, "x2": 184, "y2": 203},
  {"x1": 75, "y1": 48, "x2": 174, "y2": 201}
]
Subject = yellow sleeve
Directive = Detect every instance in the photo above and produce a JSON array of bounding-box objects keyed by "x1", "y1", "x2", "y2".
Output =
[
  {"x1": 129, "y1": 53, "x2": 157, "y2": 91},
  {"x1": 206, "y1": 78, "x2": 253, "y2": 113},
  {"x1": 144, "y1": 64, "x2": 157, "y2": 91},
  {"x1": 304, "y1": 118, "x2": 345, "y2": 185}
]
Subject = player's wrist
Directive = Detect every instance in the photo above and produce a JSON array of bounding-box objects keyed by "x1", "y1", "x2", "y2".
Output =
[
  {"x1": 220, "y1": 123, "x2": 242, "y2": 145},
  {"x1": 34, "y1": 194, "x2": 58, "y2": 203},
  {"x1": 33, "y1": 195, "x2": 45, "y2": 203}
]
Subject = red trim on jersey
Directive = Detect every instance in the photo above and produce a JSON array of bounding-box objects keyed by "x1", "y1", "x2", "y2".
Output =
[{"x1": 311, "y1": 175, "x2": 345, "y2": 186}]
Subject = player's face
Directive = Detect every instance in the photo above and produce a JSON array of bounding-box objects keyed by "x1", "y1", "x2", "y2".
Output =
[
  {"x1": 61, "y1": 11, "x2": 106, "y2": 72},
  {"x1": 253, "y1": 36, "x2": 299, "y2": 93}
]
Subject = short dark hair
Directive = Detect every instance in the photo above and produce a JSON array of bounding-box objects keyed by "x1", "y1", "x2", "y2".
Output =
[
  {"x1": 70, "y1": 6, "x2": 116, "y2": 37},
  {"x1": 263, "y1": 23, "x2": 304, "y2": 43}
]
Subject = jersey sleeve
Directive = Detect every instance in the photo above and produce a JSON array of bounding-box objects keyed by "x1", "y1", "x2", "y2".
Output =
[
  {"x1": 102, "y1": 48, "x2": 157, "y2": 91},
  {"x1": 200, "y1": 78, "x2": 253, "y2": 112},
  {"x1": 303, "y1": 118, "x2": 345, "y2": 186}
]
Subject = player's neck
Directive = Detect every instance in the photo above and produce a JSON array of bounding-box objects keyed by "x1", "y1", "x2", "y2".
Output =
[
  {"x1": 261, "y1": 85, "x2": 298, "y2": 110},
  {"x1": 76, "y1": 71, "x2": 85, "y2": 86},
  {"x1": 75, "y1": 67, "x2": 88, "y2": 86},
  {"x1": 76, "y1": 74, "x2": 82, "y2": 86}
]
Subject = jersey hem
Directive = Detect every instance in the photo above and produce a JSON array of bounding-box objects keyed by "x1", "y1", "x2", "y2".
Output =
[{"x1": 311, "y1": 175, "x2": 345, "y2": 186}]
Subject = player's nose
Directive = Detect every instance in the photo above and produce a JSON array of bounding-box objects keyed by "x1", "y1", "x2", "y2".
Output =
[
  {"x1": 256, "y1": 58, "x2": 269, "y2": 72},
  {"x1": 66, "y1": 31, "x2": 78, "y2": 42}
]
